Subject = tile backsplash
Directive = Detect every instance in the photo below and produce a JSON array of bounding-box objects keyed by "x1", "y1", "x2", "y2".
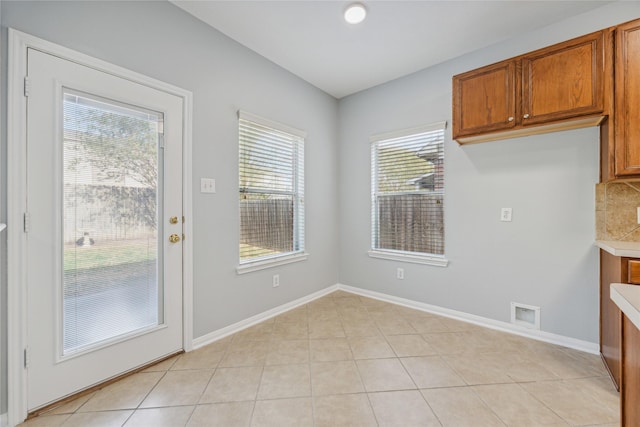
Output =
[{"x1": 596, "y1": 182, "x2": 640, "y2": 241}]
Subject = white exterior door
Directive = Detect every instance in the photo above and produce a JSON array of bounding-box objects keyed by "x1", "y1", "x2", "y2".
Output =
[{"x1": 25, "y1": 48, "x2": 184, "y2": 410}]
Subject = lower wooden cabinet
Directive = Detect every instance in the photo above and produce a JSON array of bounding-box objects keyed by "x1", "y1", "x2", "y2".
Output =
[
  {"x1": 621, "y1": 314, "x2": 640, "y2": 425},
  {"x1": 599, "y1": 249, "x2": 640, "y2": 390}
]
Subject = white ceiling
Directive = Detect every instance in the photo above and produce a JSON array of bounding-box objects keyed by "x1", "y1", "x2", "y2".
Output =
[{"x1": 172, "y1": 1, "x2": 612, "y2": 99}]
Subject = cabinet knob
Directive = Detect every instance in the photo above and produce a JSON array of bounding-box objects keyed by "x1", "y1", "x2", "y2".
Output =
[
  {"x1": 523, "y1": 114, "x2": 530, "y2": 119},
  {"x1": 508, "y1": 116, "x2": 514, "y2": 122}
]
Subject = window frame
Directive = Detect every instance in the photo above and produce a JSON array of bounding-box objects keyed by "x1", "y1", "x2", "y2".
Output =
[
  {"x1": 369, "y1": 121, "x2": 449, "y2": 267},
  {"x1": 236, "y1": 111, "x2": 307, "y2": 274}
]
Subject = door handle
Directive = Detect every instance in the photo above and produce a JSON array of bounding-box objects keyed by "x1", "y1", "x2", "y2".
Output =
[{"x1": 169, "y1": 234, "x2": 181, "y2": 243}]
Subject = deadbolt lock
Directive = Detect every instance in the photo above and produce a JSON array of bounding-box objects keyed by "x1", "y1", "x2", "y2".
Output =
[
  {"x1": 169, "y1": 234, "x2": 181, "y2": 243},
  {"x1": 169, "y1": 216, "x2": 179, "y2": 224}
]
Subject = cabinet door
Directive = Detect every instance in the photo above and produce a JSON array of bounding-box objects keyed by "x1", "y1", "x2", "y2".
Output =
[
  {"x1": 615, "y1": 20, "x2": 640, "y2": 177},
  {"x1": 521, "y1": 31, "x2": 603, "y2": 126},
  {"x1": 601, "y1": 249, "x2": 622, "y2": 390},
  {"x1": 452, "y1": 60, "x2": 516, "y2": 139}
]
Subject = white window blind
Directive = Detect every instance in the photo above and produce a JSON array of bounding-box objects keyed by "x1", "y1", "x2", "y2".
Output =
[
  {"x1": 238, "y1": 111, "x2": 305, "y2": 264},
  {"x1": 371, "y1": 122, "x2": 446, "y2": 257}
]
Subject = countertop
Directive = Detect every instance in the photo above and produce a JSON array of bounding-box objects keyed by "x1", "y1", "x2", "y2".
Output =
[
  {"x1": 596, "y1": 240, "x2": 640, "y2": 258},
  {"x1": 611, "y1": 283, "x2": 640, "y2": 331}
]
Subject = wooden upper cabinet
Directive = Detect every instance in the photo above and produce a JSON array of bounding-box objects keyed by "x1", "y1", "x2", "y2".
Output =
[
  {"x1": 521, "y1": 31, "x2": 604, "y2": 126},
  {"x1": 614, "y1": 20, "x2": 640, "y2": 177},
  {"x1": 453, "y1": 30, "x2": 606, "y2": 144},
  {"x1": 452, "y1": 60, "x2": 516, "y2": 138}
]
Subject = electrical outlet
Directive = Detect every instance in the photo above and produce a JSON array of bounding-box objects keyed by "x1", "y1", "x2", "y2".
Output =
[
  {"x1": 637, "y1": 207, "x2": 640, "y2": 224},
  {"x1": 396, "y1": 268, "x2": 404, "y2": 280},
  {"x1": 272, "y1": 274, "x2": 280, "y2": 288},
  {"x1": 201, "y1": 178, "x2": 216, "y2": 193},
  {"x1": 501, "y1": 207, "x2": 512, "y2": 222}
]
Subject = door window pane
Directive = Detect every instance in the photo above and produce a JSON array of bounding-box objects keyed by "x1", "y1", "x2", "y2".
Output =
[{"x1": 63, "y1": 90, "x2": 163, "y2": 355}]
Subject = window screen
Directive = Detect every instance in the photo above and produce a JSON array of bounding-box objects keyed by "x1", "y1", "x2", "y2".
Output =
[
  {"x1": 371, "y1": 122, "x2": 446, "y2": 256},
  {"x1": 238, "y1": 112, "x2": 305, "y2": 263}
]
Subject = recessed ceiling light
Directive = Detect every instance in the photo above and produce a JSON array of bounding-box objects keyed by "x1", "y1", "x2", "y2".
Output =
[{"x1": 344, "y1": 3, "x2": 367, "y2": 25}]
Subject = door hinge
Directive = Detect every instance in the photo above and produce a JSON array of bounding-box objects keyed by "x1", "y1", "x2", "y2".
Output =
[
  {"x1": 23, "y1": 212, "x2": 30, "y2": 233},
  {"x1": 24, "y1": 347, "x2": 30, "y2": 369},
  {"x1": 24, "y1": 76, "x2": 30, "y2": 97}
]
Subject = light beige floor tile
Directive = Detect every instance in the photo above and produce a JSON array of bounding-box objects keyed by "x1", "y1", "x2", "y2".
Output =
[
  {"x1": 313, "y1": 393, "x2": 377, "y2": 427},
  {"x1": 530, "y1": 348, "x2": 607, "y2": 379},
  {"x1": 407, "y1": 317, "x2": 451, "y2": 333},
  {"x1": 444, "y1": 353, "x2": 516, "y2": 385},
  {"x1": 19, "y1": 415, "x2": 70, "y2": 427},
  {"x1": 422, "y1": 331, "x2": 499, "y2": 355},
  {"x1": 274, "y1": 306, "x2": 308, "y2": 324},
  {"x1": 421, "y1": 387, "x2": 505, "y2": 427},
  {"x1": 308, "y1": 319, "x2": 346, "y2": 339},
  {"x1": 422, "y1": 332, "x2": 471, "y2": 354},
  {"x1": 257, "y1": 363, "x2": 311, "y2": 399},
  {"x1": 227, "y1": 339, "x2": 269, "y2": 353},
  {"x1": 311, "y1": 360, "x2": 365, "y2": 395},
  {"x1": 377, "y1": 318, "x2": 418, "y2": 335},
  {"x1": 339, "y1": 308, "x2": 373, "y2": 322},
  {"x1": 310, "y1": 337, "x2": 353, "y2": 361},
  {"x1": 521, "y1": 379, "x2": 619, "y2": 426},
  {"x1": 171, "y1": 345, "x2": 224, "y2": 370},
  {"x1": 62, "y1": 410, "x2": 133, "y2": 427},
  {"x1": 393, "y1": 306, "x2": 430, "y2": 319},
  {"x1": 401, "y1": 356, "x2": 466, "y2": 388},
  {"x1": 349, "y1": 336, "x2": 395, "y2": 359},
  {"x1": 233, "y1": 323, "x2": 274, "y2": 342},
  {"x1": 386, "y1": 334, "x2": 437, "y2": 357},
  {"x1": 572, "y1": 376, "x2": 620, "y2": 410},
  {"x1": 219, "y1": 343, "x2": 268, "y2": 368},
  {"x1": 141, "y1": 370, "x2": 213, "y2": 408},
  {"x1": 271, "y1": 322, "x2": 309, "y2": 340},
  {"x1": 124, "y1": 406, "x2": 194, "y2": 427},
  {"x1": 251, "y1": 397, "x2": 313, "y2": 427},
  {"x1": 45, "y1": 393, "x2": 95, "y2": 415},
  {"x1": 343, "y1": 320, "x2": 382, "y2": 337},
  {"x1": 359, "y1": 296, "x2": 388, "y2": 307},
  {"x1": 200, "y1": 366, "x2": 262, "y2": 403},
  {"x1": 265, "y1": 339, "x2": 309, "y2": 365},
  {"x1": 333, "y1": 294, "x2": 365, "y2": 308},
  {"x1": 142, "y1": 356, "x2": 178, "y2": 372},
  {"x1": 368, "y1": 390, "x2": 441, "y2": 426},
  {"x1": 80, "y1": 372, "x2": 164, "y2": 411},
  {"x1": 562, "y1": 348, "x2": 610, "y2": 377},
  {"x1": 473, "y1": 383, "x2": 565, "y2": 426},
  {"x1": 308, "y1": 308, "x2": 341, "y2": 323},
  {"x1": 187, "y1": 402, "x2": 254, "y2": 427},
  {"x1": 357, "y1": 358, "x2": 416, "y2": 392}
]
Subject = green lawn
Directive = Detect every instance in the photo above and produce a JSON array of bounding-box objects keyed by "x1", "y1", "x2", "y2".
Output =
[{"x1": 64, "y1": 241, "x2": 157, "y2": 271}]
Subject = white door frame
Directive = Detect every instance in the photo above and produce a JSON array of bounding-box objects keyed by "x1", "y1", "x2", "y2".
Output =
[{"x1": 7, "y1": 29, "x2": 194, "y2": 427}]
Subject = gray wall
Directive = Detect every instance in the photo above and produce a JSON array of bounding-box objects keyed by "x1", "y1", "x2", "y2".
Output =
[
  {"x1": 0, "y1": 0, "x2": 339, "y2": 414},
  {"x1": 337, "y1": 1, "x2": 640, "y2": 344}
]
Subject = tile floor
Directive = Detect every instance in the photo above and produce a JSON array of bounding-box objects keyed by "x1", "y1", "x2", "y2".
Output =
[{"x1": 22, "y1": 290, "x2": 620, "y2": 426}]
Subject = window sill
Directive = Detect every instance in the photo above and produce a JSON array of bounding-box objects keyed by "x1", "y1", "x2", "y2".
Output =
[
  {"x1": 368, "y1": 250, "x2": 449, "y2": 267},
  {"x1": 236, "y1": 252, "x2": 309, "y2": 274}
]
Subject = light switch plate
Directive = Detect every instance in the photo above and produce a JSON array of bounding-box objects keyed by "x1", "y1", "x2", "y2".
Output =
[
  {"x1": 201, "y1": 178, "x2": 216, "y2": 193},
  {"x1": 501, "y1": 208, "x2": 512, "y2": 222}
]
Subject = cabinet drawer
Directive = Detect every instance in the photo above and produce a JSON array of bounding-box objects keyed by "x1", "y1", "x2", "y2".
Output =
[{"x1": 628, "y1": 260, "x2": 640, "y2": 284}]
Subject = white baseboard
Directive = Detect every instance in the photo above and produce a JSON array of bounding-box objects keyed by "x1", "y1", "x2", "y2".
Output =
[
  {"x1": 192, "y1": 284, "x2": 338, "y2": 349},
  {"x1": 337, "y1": 283, "x2": 599, "y2": 355}
]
